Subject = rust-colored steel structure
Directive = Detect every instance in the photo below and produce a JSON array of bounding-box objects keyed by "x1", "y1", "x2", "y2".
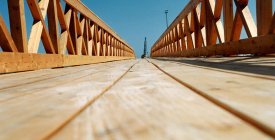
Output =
[
  {"x1": 151, "y1": 0, "x2": 275, "y2": 57},
  {"x1": 0, "y1": 0, "x2": 135, "y2": 73}
]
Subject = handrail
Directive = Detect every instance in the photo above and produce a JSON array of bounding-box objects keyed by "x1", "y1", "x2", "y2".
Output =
[
  {"x1": 64, "y1": 0, "x2": 132, "y2": 51},
  {"x1": 151, "y1": 0, "x2": 275, "y2": 57},
  {"x1": 0, "y1": 0, "x2": 135, "y2": 56},
  {"x1": 0, "y1": 0, "x2": 135, "y2": 73}
]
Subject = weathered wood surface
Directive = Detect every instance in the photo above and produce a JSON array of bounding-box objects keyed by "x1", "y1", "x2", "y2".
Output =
[
  {"x1": 0, "y1": 60, "x2": 136, "y2": 140},
  {"x1": 149, "y1": 57, "x2": 275, "y2": 137},
  {"x1": 152, "y1": 57, "x2": 275, "y2": 80},
  {"x1": 49, "y1": 60, "x2": 271, "y2": 140},
  {"x1": 0, "y1": 59, "x2": 275, "y2": 139}
]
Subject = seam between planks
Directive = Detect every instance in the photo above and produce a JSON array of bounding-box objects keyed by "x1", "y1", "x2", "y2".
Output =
[
  {"x1": 42, "y1": 60, "x2": 139, "y2": 140},
  {"x1": 154, "y1": 58, "x2": 275, "y2": 81},
  {"x1": 0, "y1": 61, "x2": 134, "y2": 103},
  {"x1": 148, "y1": 59, "x2": 275, "y2": 139},
  {"x1": 0, "y1": 60, "x2": 132, "y2": 91}
]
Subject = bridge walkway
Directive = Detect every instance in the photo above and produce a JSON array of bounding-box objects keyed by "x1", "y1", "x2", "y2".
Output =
[{"x1": 0, "y1": 58, "x2": 274, "y2": 139}]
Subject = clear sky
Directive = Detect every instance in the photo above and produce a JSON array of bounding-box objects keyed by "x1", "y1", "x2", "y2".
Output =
[{"x1": 0, "y1": 0, "x2": 272, "y2": 57}]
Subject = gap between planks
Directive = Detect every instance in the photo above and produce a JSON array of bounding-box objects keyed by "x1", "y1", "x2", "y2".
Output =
[
  {"x1": 153, "y1": 57, "x2": 275, "y2": 81},
  {"x1": 0, "y1": 60, "x2": 131, "y2": 91},
  {"x1": 148, "y1": 58, "x2": 275, "y2": 139},
  {"x1": 0, "y1": 60, "x2": 136, "y2": 139},
  {"x1": 49, "y1": 59, "x2": 271, "y2": 140},
  {"x1": 42, "y1": 60, "x2": 139, "y2": 140}
]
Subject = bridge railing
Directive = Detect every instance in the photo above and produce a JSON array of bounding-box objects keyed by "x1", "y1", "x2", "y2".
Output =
[
  {"x1": 151, "y1": 0, "x2": 275, "y2": 57},
  {"x1": 0, "y1": 0, "x2": 135, "y2": 73}
]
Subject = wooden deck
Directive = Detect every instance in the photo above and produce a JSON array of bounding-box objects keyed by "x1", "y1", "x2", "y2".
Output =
[{"x1": 0, "y1": 58, "x2": 275, "y2": 140}]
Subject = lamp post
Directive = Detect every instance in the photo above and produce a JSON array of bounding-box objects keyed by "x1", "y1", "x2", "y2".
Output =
[{"x1": 165, "y1": 10, "x2": 169, "y2": 28}]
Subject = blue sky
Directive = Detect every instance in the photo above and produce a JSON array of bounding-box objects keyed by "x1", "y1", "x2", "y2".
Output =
[
  {"x1": 0, "y1": 0, "x2": 273, "y2": 57},
  {"x1": 80, "y1": 0, "x2": 189, "y2": 57}
]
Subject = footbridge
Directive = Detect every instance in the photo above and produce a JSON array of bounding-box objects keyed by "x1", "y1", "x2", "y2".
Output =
[{"x1": 0, "y1": 0, "x2": 275, "y2": 139}]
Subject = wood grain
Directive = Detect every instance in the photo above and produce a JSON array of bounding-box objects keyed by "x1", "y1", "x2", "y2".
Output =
[
  {"x1": 0, "y1": 17, "x2": 18, "y2": 52},
  {"x1": 149, "y1": 58, "x2": 275, "y2": 137},
  {"x1": 49, "y1": 60, "x2": 270, "y2": 140},
  {"x1": 0, "y1": 60, "x2": 136, "y2": 140},
  {"x1": 0, "y1": 52, "x2": 134, "y2": 74}
]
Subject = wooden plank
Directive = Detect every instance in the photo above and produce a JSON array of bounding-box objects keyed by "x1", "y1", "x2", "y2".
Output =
[
  {"x1": 107, "y1": 34, "x2": 111, "y2": 56},
  {"x1": 175, "y1": 26, "x2": 181, "y2": 52},
  {"x1": 99, "y1": 29, "x2": 104, "y2": 56},
  {"x1": 209, "y1": 0, "x2": 224, "y2": 43},
  {"x1": 90, "y1": 24, "x2": 97, "y2": 56},
  {"x1": 179, "y1": 20, "x2": 187, "y2": 51},
  {"x1": 0, "y1": 61, "x2": 125, "y2": 103},
  {"x1": 0, "y1": 17, "x2": 18, "y2": 52},
  {"x1": 154, "y1": 57, "x2": 275, "y2": 80},
  {"x1": 0, "y1": 16, "x2": 18, "y2": 52},
  {"x1": 149, "y1": 58, "x2": 275, "y2": 138},
  {"x1": 269, "y1": 12, "x2": 275, "y2": 34},
  {"x1": 166, "y1": 33, "x2": 171, "y2": 54},
  {"x1": 168, "y1": 31, "x2": 173, "y2": 53},
  {"x1": 95, "y1": 26, "x2": 101, "y2": 56},
  {"x1": 75, "y1": 14, "x2": 82, "y2": 37},
  {"x1": 27, "y1": 0, "x2": 56, "y2": 54},
  {"x1": 0, "y1": 60, "x2": 136, "y2": 140},
  {"x1": 110, "y1": 37, "x2": 114, "y2": 56},
  {"x1": 0, "y1": 52, "x2": 134, "y2": 74},
  {"x1": 83, "y1": 18, "x2": 90, "y2": 55},
  {"x1": 0, "y1": 61, "x2": 110, "y2": 91},
  {"x1": 184, "y1": 16, "x2": 194, "y2": 50},
  {"x1": 256, "y1": 0, "x2": 272, "y2": 36},
  {"x1": 56, "y1": 3, "x2": 75, "y2": 55},
  {"x1": 113, "y1": 39, "x2": 117, "y2": 56},
  {"x1": 47, "y1": 0, "x2": 60, "y2": 53},
  {"x1": 76, "y1": 35, "x2": 83, "y2": 55},
  {"x1": 8, "y1": 0, "x2": 28, "y2": 52},
  {"x1": 75, "y1": 16, "x2": 86, "y2": 55},
  {"x1": 49, "y1": 60, "x2": 270, "y2": 139},
  {"x1": 223, "y1": 0, "x2": 233, "y2": 42},
  {"x1": 193, "y1": 9, "x2": 203, "y2": 49},
  {"x1": 234, "y1": 0, "x2": 257, "y2": 38},
  {"x1": 215, "y1": 19, "x2": 225, "y2": 43},
  {"x1": 96, "y1": 28, "x2": 101, "y2": 56},
  {"x1": 214, "y1": 0, "x2": 222, "y2": 18},
  {"x1": 87, "y1": 20, "x2": 93, "y2": 56},
  {"x1": 69, "y1": 10, "x2": 78, "y2": 54},
  {"x1": 204, "y1": 0, "x2": 217, "y2": 46},
  {"x1": 231, "y1": 11, "x2": 243, "y2": 41},
  {"x1": 103, "y1": 31, "x2": 108, "y2": 56}
]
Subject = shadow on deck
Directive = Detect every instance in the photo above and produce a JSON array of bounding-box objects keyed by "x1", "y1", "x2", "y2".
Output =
[{"x1": 155, "y1": 57, "x2": 275, "y2": 78}]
